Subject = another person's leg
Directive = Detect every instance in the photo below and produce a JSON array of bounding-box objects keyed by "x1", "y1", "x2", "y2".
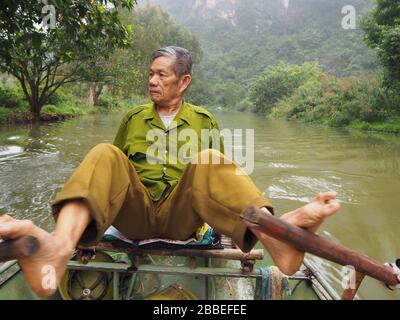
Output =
[{"x1": 0, "y1": 143, "x2": 154, "y2": 296}]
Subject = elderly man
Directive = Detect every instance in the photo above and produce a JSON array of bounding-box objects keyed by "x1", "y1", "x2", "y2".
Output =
[{"x1": 0, "y1": 46, "x2": 340, "y2": 297}]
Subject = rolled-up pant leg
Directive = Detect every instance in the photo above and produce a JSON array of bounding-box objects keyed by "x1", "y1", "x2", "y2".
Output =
[
  {"x1": 51, "y1": 143, "x2": 155, "y2": 247},
  {"x1": 157, "y1": 149, "x2": 274, "y2": 253}
]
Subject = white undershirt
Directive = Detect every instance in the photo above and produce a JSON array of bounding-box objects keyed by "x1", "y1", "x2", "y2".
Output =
[{"x1": 159, "y1": 113, "x2": 177, "y2": 128}]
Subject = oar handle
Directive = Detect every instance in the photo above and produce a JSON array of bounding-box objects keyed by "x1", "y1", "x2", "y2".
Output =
[
  {"x1": 0, "y1": 236, "x2": 40, "y2": 263},
  {"x1": 241, "y1": 207, "x2": 400, "y2": 287}
]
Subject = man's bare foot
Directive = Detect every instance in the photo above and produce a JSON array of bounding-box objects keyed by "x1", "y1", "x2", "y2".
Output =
[
  {"x1": 0, "y1": 215, "x2": 74, "y2": 297},
  {"x1": 250, "y1": 192, "x2": 341, "y2": 275},
  {"x1": 281, "y1": 191, "x2": 341, "y2": 233}
]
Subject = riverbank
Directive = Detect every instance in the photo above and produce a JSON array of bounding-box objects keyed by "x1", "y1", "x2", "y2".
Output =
[
  {"x1": 0, "y1": 82, "x2": 146, "y2": 125},
  {"x1": 0, "y1": 104, "x2": 92, "y2": 125},
  {"x1": 263, "y1": 114, "x2": 400, "y2": 136},
  {"x1": 0, "y1": 97, "x2": 142, "y2": 125},
  {"x1": 247, "y1": 64, "x2": 400, "y2": 135},
  {"x1": 348, "y1": 119, "x2": 400, "y2": 135}
]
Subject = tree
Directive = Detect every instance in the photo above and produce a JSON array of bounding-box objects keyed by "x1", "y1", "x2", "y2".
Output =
[
  {"x1": 124, "y1": 4, "x2": 202, "y2": 96},
  {"x1": 154, "y1": 0, "x2": 377, "y2": 109},
  {"x1": 249, "y1": 62, "x2": 322, "y2": 114},
  {"x1": 80, "y1": 49, "x2": 141, "y2": 106},
  {"x1": 79, "y1": 4, "x2": 203, "y2": 104},
  {"x1": 362, "y1": 0, "x2": 400, "y2": 85},
  {"x1": 0, "y1": 0, "x2": 135, "y2": 118}
]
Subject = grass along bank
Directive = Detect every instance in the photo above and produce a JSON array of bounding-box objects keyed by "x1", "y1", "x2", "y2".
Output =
[
  {"x1": 0, "y1": 84, "x2": 142, "y2": 125},
  {"x1": 349, "y1": 119, "x2": 400, "y2": 135}
]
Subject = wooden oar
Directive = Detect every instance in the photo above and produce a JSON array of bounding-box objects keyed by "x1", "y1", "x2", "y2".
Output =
[
  {"x1": 0, "y1": 236, "x2": 40, "y2": 263},
  {"x1": 240, "y1": 207, "x2": 400, "y2": 288}
]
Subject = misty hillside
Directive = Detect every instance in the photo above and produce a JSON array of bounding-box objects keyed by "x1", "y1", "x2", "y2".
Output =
[{"x1": 146, "y1": 0, "x2": 377, "y2": 81}]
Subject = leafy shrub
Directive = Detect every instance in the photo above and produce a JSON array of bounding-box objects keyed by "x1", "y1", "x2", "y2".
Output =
[
  {"x1": 235, "y1": 97, "x2": 254, "y2": 112},
  {"x1": 0, "y1": 107, "x2": 13, "y2": 123},
  {"x1": 273, "y1": 72, "x2": 398, "y2": 128},
  {"x1": 41, "y1": 105, "x2": 58, "y2": 113},
  {"x1": 0, "y1": 85, "x2": 25, "y2": 109},
  {"x1": 249, "y1": 62, "x2": 323, "y2": 114},
  {"x1": 97, "y1": 96, "x2": 141, "y2": 110},
  {"x1": 97, "y1": 97, "x2": 123, "y2": 109}
]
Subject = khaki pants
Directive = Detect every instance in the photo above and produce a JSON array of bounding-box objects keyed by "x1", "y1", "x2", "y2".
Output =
[{"x1": 51, "y1": 144, "x2": 273, "y2": 252}]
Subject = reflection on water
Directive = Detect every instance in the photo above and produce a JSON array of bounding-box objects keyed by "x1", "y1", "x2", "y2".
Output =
[{"x1": 0, "y1": 111, "x2": 400, "y2": 300}]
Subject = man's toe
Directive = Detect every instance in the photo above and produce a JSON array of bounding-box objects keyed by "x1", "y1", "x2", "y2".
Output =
[{"x1": 0, "y1": 220, "x2": 36, "y2": 239}]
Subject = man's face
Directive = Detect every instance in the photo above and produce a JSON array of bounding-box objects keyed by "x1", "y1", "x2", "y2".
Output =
[{"x1": 149, "y1": 56, "x2": 190, "y2": 106}]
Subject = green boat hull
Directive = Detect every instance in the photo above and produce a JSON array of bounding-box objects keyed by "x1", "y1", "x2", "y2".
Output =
[{"x1": 0, "y1": 258, "x2": 323, "y2": 300}]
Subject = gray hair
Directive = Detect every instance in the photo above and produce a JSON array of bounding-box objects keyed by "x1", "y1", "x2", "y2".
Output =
[{"x1": 151, "y1": 46, "x2": 193, "y2": 77}]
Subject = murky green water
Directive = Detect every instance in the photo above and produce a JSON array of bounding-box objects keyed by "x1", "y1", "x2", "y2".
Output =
[{"x1": 1, "y1": 111, "x2": 399, "y2": 300}]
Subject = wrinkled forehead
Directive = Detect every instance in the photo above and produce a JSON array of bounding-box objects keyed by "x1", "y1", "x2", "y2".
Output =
[{"x1": 150, "y1": 56, "x2": 176, "y2": 74}]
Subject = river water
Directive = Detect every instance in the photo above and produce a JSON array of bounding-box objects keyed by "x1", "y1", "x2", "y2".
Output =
[{"x1": 0, "y1": 111, "x2": 399, "y2": 300}]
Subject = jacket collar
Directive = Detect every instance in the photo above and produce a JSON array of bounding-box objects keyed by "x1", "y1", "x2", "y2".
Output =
[{"x1": 144, "y1": 101, "x2": 192, "y2": 130}]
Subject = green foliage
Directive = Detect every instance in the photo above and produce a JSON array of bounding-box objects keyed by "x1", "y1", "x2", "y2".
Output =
[
  {"x1": 42, "y1": 103, "x2": 89, "y2": 116},
  {"x1": 96, "y1": 95, "x2": 141, "y2": 109},
  {"x1": 41, "y1": 105, "x2": 59, "y2": 114},
  {"x1": 209, "y1": 81, "x2": 246, "y2": 109},
  {"x1": 45, "y1": 88, "x2": 75, "y2": 106},
  {"x1": 362, "y1": 0, "x2": 400, "y2": 85},
  {"x1": 76, "y1": 5, "x2": 203, "y2": 104},
  {"x1": 154, "y1": 0, "x2": 377, "y2": 108},
  {"x1": 118, "y1": 5, "x2": 203, "y2": 97},
  {"x1": 0, "y1": 107, "x2": 15, "y2": 123},
  {"x1": 0, "y1": 85, "x2": 25, "y2": 109},
  {"x1": 249, "y1": 62, "x2": 322, "y2": 114},
  {"x1": 185, "y1": 77, "x2": 214, "y2": 106},
  {"x1": 0, "y1": 0, "x2": 135, "y2": 115},
  {"x1": 274, "y1": 71, "x2": 399, "y2": 128},
  {"x1": 349, "y1": 118, "x2": 400, "y2": 134},
  {"x1": 0, "y1": 81, "x2": 126, "y2": 123},
  {"x1": 40, "y1": 88, "x2": 87, "y2": 116}
]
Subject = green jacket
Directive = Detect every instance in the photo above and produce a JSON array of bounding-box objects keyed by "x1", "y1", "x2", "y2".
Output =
[{"x1": 113, "y1": 102, "x2": 224, "y2": 201}]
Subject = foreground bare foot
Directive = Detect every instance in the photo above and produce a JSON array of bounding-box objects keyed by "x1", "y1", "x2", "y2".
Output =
[
  {"x1": 250, "y1": 192, "x2": 341, "y2": 275},
  {"x1": 282, "y1": 191, "x2": 341, "y2": 232},
  {"x1": 0, "y1": 215, "x2": 73, "y2": 297}
]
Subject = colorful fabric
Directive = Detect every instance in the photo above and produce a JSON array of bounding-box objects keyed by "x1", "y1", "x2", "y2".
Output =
[{"x1": 103, "y1": 224, "x2": 222, "y2": 250}]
